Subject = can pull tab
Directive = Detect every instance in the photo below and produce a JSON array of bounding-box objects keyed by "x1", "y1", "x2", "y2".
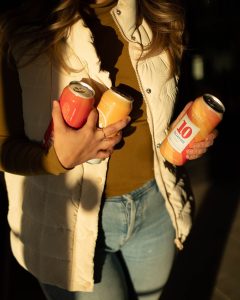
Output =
[{"x1": 73, "y1": 86, "x2": 85, "y2": 93}]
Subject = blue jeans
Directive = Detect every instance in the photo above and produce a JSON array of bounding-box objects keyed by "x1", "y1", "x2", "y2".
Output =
[{"x1": 40, "y1": 179, "x2": 176, "y2": 300}]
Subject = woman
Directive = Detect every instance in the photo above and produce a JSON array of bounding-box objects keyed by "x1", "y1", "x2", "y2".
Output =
[{"x1": 0, "y1": 0, "x2": 216, "y2": 299}]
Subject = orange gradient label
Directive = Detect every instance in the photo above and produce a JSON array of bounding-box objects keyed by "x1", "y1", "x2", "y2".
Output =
[{"x1": 160, "y1": 94, "x2": 225, "y2": 166}]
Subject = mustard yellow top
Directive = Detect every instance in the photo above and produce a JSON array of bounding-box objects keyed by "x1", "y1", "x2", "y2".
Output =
[{"x1": 91, "y1": 0, "x2": 154, "y2": 196}]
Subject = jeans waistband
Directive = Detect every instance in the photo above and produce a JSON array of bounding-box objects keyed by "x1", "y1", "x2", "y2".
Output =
[{"x1": 106, "y1": 179, "x2": 156, "y2": 201}]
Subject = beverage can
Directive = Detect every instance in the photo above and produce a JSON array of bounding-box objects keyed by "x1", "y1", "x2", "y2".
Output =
[
  {"x1": 43, "y1": 81, "x2": 95, "y2": 149},
  {"x1": 60, "y1": 81, "x2": 95, "y2": 128},
  {"x1": 87, "y1": 87, "x2": 133, "y2": 164},
  {"x1": 97, "y1": 87, "x2": 133, "y2": 128},
  {"x1": 159, "y1": 93, "x2": 225, "y2": 165}
]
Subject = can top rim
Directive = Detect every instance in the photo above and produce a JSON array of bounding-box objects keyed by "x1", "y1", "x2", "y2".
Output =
[
  {"x1": 203, "y1": 93, "x2": 225, "y2": 113},
  {"x1": 69, "y1": 81, "x2": 95, "y2": 98}
]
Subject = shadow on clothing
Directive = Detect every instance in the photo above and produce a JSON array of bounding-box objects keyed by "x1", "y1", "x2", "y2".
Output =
[{"x1": 0, "y1": 172, "x2": 49, "y2": 300}]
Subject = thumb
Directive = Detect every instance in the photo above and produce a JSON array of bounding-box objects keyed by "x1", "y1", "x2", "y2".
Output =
[
  {"x1": 52, "y1": 100, "x2": 66, "y2": 131},
  {"x1": 85, "y1": 108, "x2": 99, "y2": 129}
]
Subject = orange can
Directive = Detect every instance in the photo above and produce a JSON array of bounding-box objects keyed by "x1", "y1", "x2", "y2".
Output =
[
  {"x1": 97, "y1": 87, "x2": 133, "y2": 128},
  {"x1": 160, "y1": 94, "x2": 225, "y2": 165},
  {"x1": 87, "y1": 87, "x2": 133, "y2": 164}
]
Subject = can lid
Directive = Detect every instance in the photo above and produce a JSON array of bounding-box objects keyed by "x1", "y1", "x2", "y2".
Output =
[
  {"x1": 69, "y1": 81, "x2": 95, "y2": 98},
  {"x1": 203, "y1": 94, "x2": 225, "y2": 113}
]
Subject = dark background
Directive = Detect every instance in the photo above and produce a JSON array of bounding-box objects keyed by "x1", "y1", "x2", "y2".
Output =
[{"x1": 1, "y1": 1, "x2": 239, "y2": 299}]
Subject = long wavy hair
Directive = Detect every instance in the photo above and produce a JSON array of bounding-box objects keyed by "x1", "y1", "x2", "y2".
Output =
[{"x1": 0, "y1": 0, "x2": 185, "y2": 76}]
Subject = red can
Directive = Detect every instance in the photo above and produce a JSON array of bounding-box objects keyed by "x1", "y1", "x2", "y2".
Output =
[
  {"x1": 43, "y1": 81, "x2": 95, "y2": 148},
  {"x1": 60, "y1": 81, "x2": 95, "y2": 128}
]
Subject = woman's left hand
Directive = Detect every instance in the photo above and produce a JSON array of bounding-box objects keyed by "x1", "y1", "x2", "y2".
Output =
[{"x1": 186, "y1": 129, "x2": 218, "y2": 160}]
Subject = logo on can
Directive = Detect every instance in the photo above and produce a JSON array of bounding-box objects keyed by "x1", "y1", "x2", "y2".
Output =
[
  {"x1": 43, "y1": 81, "x2": 95, "y2": 149},
  {"x1": 160, "y1": 94, "x2": 225, "y2": 165}
]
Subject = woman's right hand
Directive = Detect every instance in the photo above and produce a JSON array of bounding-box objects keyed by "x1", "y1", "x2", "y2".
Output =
[{"x1": 52, "y1": 101, "x2": 130, "y2": 169}]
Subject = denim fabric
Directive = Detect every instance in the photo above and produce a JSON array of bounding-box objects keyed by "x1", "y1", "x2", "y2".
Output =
[{"x1": 40, "y1": 180, "x2": 176, "y2": 300}]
